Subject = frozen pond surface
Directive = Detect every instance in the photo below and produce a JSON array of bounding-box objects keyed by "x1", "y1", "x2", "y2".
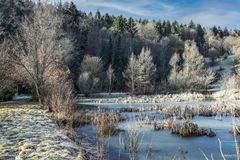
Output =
[{"x1": 76, "y1": 102, "x2": 238, "y2": 160}]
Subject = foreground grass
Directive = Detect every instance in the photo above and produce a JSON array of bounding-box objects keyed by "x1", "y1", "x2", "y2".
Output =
[{"x1": 0, "y1": 105, "x2": 79, "y2": 160}]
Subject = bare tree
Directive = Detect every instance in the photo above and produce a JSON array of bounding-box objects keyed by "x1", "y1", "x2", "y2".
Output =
[
  {"x1": 0, "y1": 40, "x2": 13, "y2": 92},
  {"x1": 106, "y1": 64, "x2": 114, "y2": 95},
  {"x1": 10, "y1": 3, "x2": 71, "y2": 105}
]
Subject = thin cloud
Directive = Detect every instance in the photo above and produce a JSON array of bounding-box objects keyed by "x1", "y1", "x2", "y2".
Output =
[
  {"x1": 70, "y1": 0, "x2": 176, "y2": 17},
  {"x1": 51, "y1": 0, "x2": 240, "y2": 28},
  {"x1": 180, "y1": 8, "x2": 240, "y2": 28},
  {"x1": 78, "y1": 1, "x2": 146, "y2": 16}
]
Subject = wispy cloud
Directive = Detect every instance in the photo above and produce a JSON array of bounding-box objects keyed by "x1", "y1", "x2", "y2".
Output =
[
  {"x1": 76, "y1": 0, "x2": 146, "y2": 16},
  {"x1": 180, "y1": 9, "x2": 240, "y2": 28},
  {"x1": 67, "y1": 0, "x2": 176, "y2": 17},
  {"x1": 54, "y1": 0, "x2": 240, "y2": 28}
]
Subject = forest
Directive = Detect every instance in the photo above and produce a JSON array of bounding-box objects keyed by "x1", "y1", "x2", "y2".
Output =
[{"x1": 1, "y1": 0, "x2": 240, "y2": 98}]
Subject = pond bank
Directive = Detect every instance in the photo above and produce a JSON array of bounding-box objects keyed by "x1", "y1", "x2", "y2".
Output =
[{"x1": 0, "y1": 105, "x2": 80, "y2": 160}]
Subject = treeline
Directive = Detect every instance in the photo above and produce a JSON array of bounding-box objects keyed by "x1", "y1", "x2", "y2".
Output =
[{"x1": 0, "y1": 0, "x2": 239, "y2": 97}]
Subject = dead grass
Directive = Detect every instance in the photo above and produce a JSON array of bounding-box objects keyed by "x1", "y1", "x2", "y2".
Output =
[
  {"x1": 154, "y1": 118, "x2": 215, "y2": 137},
  {"x1": 92, "y1": 111, "x2": 124, "y2": 137}
]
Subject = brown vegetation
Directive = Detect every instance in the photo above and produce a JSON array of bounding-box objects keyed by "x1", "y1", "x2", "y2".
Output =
[
  {"x1": 92, "y1": 111, "x2": 125, "y2": 137},
  {"x1": 154, "y1": 119, "x2": 216, "y2": 137}
]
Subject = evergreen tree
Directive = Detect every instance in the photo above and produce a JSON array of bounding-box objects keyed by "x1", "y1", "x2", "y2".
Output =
[
  {"x1": 223, "y1": 27, "x2": 230, "y2": 37},
  {"x1": 166, "y1": 20, "x2": 172, "y2": 35},
  {"x1": 162, "y1": 20, "x2": 167, "y2": 37},
  {"x1": 94, "y1": 10, "x2": 101, "y2": 20},
  {"x1": 0, "y1": 0, "x2": 33, "y2": 39},
  {"x1": 61, "y1": 1, "x2": 89, "y2": 82},
  {"x1": 141, "y1": 19, "x2": 149, "y2": 25},
  {"x1": 196, "y1": 24, "x2": 205, "y2": 55},
  {"x1": 88, "y1": 12, "x2": 93, "y2": 18},
  {"x1": 179, "y1": 24, "x2": 185, "y2": 40},
  {"x1": 154, "y1": 20, "x2": 162, "y2": 40},
  {"x1": 126, "y1": 17, "x2": 137, "y2": 37},
  {"x1": 68, "y1": 2, "x2": 79, "y2": 17},
  {"x1": 112, "y1": 34, "x2": 127, "y2": 89},
  {"x1": 218, "y1": 26, "x2": 224, "y2": 38},
  {"x1": 171, "y1": 21, "x2": 179, "y2": 34},
  {"x1": 188, "y1": 20, "x2": 196, "y2": 29},
  {"x1": 112, "y1": 16, "x2": 126, "y2": 33},
  {"x1": 103, "y1": 13, "x2": 113, "y2": 28},
  {"x1": 212, "y1": 26, "x2": 218, "y2": 36}
]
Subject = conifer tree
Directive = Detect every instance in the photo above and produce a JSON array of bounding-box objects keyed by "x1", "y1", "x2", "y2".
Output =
[
  {"x1": 95, "y1": 10, "x2": 101, "y2": 20},
  {"x1": 166, "y1": 20, "x2": 172, "y2": 35},
  {"x1": 112, "y1": 16, "x2": 126, "y2": 33},
  {"x1": 154, "y1": 20, "x2": 162, "y2": 40},
  {"x1": 188, "y1": 20, "x2": 196, "y2": 29},
  {"x1": 103, "y1": 13, "x2": 113, "y2": 28},
  {"x1": 196, "y1": 24, "x2": 205, "y2": 54},
  {"x1": 223, "y1": 27, "x2": 230, "y2": 37},
  {"x1": 126, "y1": 17, "x2": 137, "y2": 37}
]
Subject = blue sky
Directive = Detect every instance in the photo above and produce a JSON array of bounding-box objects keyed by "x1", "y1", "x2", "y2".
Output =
[{"x1": 53, "y1": 0, "x2": 240, "y2": 29}]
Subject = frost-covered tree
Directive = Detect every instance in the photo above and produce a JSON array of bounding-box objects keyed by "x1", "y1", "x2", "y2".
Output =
[
  {"x1": 182, "y1": 41, "x2": 204, "y2": 78},
  {"x1": 78, "y1": 55, "x2": 103, "y2": 95},
  {"x1": 106, "y1": 64, "x2": 114, "y2": 94},
  {"x1": 168, "y1": 52, "x2": 181, "y2": 86},
  {"x1": 224, "y1": 36, "x2": 240, "y2": 60},
  {"x1": 198, "y1": 69, "x2": 215, "y2": 90},
  {"x1": 137, "y1": 47, "x2": 156, "y2": 93},
  {"x1": 123, "y1": 53, "x2": 139, "y2": 94},
  {"x1": 205, "y1": 29, "x2": 225, "y2": 60},
  {"x1": 169, "y1": 40, "x2": 215, "y2": 90},
  {"x1": 137, "y1": 23, "x2": 158, "y2": 42}
]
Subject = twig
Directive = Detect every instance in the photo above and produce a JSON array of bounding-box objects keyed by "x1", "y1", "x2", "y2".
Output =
[
  {"x1": 218, "y1": 138, "x2": 226, "y2": 160},
  {"x1": 199, "y1": 148, "x2": 209, "y2": 160}
]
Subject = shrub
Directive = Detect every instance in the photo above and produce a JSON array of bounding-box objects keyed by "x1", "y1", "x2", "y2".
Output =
[{"x1": 0, "y1": 85, "x2": 16, "y2": 101}]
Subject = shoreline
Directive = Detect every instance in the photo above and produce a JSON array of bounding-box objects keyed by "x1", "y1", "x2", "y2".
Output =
[{"x1": 0, "y1": 105, "x2": 80, "y2": 160}]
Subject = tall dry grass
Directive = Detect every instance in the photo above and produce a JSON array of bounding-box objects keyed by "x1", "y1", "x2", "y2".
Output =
[{"x1": 92, "y1": 111, "x2": 123, "y2": 137}]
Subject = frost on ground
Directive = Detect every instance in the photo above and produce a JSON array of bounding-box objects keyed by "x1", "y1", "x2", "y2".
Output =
[
  {"x1": 78, "y1": 92, "x2": 207, "y2": 104},
  {"x1": 0, "y1": 105, "x2": 79, "y2": 160},
  {"x1": 209, "y1": 55, "x2": 234, "y2": 92}
]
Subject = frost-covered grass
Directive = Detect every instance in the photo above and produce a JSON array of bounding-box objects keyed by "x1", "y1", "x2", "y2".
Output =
[
  {"x1": 0, "y1": 105, "x2": 80, "y2": 160},
  {"x1": 78, "y1": 92, "x2": 208, "y2": 104}
]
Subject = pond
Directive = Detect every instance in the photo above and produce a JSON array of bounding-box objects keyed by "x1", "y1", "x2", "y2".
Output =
[{"x1": 76, "y1": 101, "x2": 239, "y2": 160}]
